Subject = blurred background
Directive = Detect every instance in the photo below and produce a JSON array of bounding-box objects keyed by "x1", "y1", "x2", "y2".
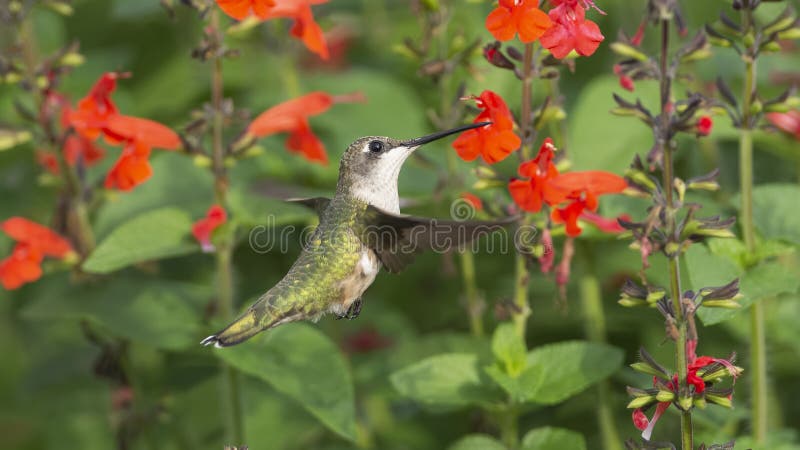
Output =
[{"x1": 0, "y1": 0, "x2": 799, "y2": 449}]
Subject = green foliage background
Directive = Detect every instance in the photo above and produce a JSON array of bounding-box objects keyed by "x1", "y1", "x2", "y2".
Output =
[{"x1": 0, "y1": 1, "x2": 799, "y2": 449}]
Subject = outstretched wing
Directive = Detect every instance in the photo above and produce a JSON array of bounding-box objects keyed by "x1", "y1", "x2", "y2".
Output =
[{"x1": 361, "y1": 206, "x2": 517, "y2": 273}]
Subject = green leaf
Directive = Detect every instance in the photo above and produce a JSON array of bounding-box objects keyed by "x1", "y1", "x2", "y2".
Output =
[
  {"x1": 485, "y1": 363, "x2": 542, "y2": 403},
  {"x1": 751, "y1": 184, "x2": 800, "y2": 245},
  {"x1": 390, "y1": 353, "x2": 504, "y2": 410},
  {"x1": 568, "y1": 76, "x2": 658, "y2": 173},
  {"x1": 83, "y1": 207, "x2": 198, "y2": 274},
  {"x1": 687, "y1": 244, "x2": 799, "y2": 324},
  {"x1": 22, "y1": 274, "x2": 204, "y2": 350},
  {"x1": 491, "y1": 323, "x2": 526, "y2": 377},
  {"x1": 449, "y1": 434, "x2": 507, "y2": 450},
  {"x1": 214, "y1": 323, "x2": 356, "y2": 441},
  {"x1": 521, "y1": 427, "x2": 587, "y2": 450},
  {"x1": 523, "y1": 341, "x2": 623, "y2": 405}
]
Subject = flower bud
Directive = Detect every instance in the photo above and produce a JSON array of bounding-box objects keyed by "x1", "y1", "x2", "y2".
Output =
[
  {"x1": 193, "y1": 154, "x2": 212, "y2": 168},
  {"x1": 705, "y1": 393, "x2": 733, "y2": 408},
  {"x1": 483, "y1": 42, "x2": 516, "y2": 71},
  {"x1": 656, "y1": 390, "x2": 675, "y2": 402},
  {"x1": 43, "y1": 1, "x2": 73, "y2": 16},
  {"x1": 59, "y1": 52, "x2": 85, "y2": 67},
  {"x1": 678, "y1": 395, "x2": 693, "y2": 411},
  {"x1": 627, "y1": 395, "x2": 658, "y2": 409},
  {"x1": 609, "y1": 42, "x2": 649, "y2": 61},
  {"x1": 0, "y1": 129, "x2": 32, "y2": 151}
]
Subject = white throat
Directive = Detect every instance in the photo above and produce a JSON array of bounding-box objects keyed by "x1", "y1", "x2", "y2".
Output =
[{"x1": 349, "y1": 144, "x2": 417, "y2": 213}]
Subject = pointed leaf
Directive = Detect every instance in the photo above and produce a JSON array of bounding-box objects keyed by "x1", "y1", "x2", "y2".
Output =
[{"x1": 214, "y1": 323, "x2": 357, "y2": 441}]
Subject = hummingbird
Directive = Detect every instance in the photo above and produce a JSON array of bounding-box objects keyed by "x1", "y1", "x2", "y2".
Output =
[{"x1": 201, "y1": 122, "x2": 512, "y2": 348}]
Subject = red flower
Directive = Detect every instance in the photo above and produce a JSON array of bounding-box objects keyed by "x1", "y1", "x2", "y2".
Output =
[
  {"x1": 580, "y1": 210, "x2": 627, "y2": 233},
  {"x1": 216, "y1": 0, "x2": 276, "y2": 19},
  {"x1": 452, "y1": 91, "x2": 521, "y2": 164},
  {"x1": 247, "y1": 91, "x2": 363, "y2": 164},
  {"x1": 192, "y1": 205, "x2": 228, "y2": 253},
  {"x1": 217, "y1": 0, "x2": 330, "y2": 59},
  {"x1": 614, "y1": 64, "x2": 634, "y2": 92},
  {"x1": 766, "y1": 110, "x2": 800, "y2": 140},
  {"x1": 460, "y1": 193, "x2": 484, "y2": 211},
  {"x1": 696, "y1": 115, "x2": 713, "y2": 136},
  {"x1": 539, "y1": 1, "x2": 604, "y2": 59},
  {"x1": 486, "y1": 0, "x2": 553, "y2": 43},
  {"x1": 104, "y1": 141, "x2": 153, "y2": 191},
  {"x1": 0, "y1": 218, "x2": 74, "y2": 290},
  {"x1": 103, "y1": 115, "x2": 181, "y2": 150},
  {"x1": 67, "y1": 72, "x2": 125, "y2": 141},
  {"x1": 508, "y1": 138, "x2": 559, "y2": 212}
]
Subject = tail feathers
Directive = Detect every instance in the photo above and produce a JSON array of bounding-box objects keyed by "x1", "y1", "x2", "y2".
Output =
[{"x1": 201, "y1": 309, "x2": 261, "y2": 348}]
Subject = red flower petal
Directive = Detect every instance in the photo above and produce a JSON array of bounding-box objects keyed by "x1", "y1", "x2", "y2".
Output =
[
  {"x1": 192, "y1": 205, "x2": 228, "y2": 252},
  {"x1": 766, "y1": 111, "x2": 800, "y2": 139},
  {"x1": 216, "y1": 0, "x2": 276, "y2": 20},
  {"x1": 632, "y1": 409, "x2": 649, "y2": 431},
  {"x1": 460, "y1": 192, "x2": 483, "y2": 211},
  {"x1": 697, "y1": 115, "x2": 713, "y2": 136},
  {"x1": 68, "y1": 72, "x2": 123, "y2": 140},
  {"x1": 0, "y1": 243, "x2": 44, "y2": 290},
  {"x1": 286, "y1": 120, "x2": 328, "y2": 164},
  {"x1": 104, "y1": 141, "x2": 153, "y2": 191},
  {"x1": 1, "y1": 217, "x2": 73, "y2": 258},
  {"x1": 453, "y1": 91, "x2": 520, "y2": 164},
  {"x1": 104, "y1": 115, "x2": 181, "y2": 150}
]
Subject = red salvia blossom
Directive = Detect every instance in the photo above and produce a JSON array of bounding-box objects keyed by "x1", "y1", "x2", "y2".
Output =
[
  {"x1": 766, "y1": 110, "x2": 800, "y2": 140},
  {"x1": 0, "y1": 218, "x2": 73, "y2": 290},
  {"x1": 486, "y1": 0, "x2": 553, "y2": 43},
  {"x1": 509, "y1": 138, "x2": 626, "y2": 236},
  {"x1": 460, "y1": 193, "x2": 484, "y2": 211},
  {"x1": 192, "y1": 205, "x2": 228, "y2": 253},
  {"x1": 452, "y1": 90, "x2": 521, "y2": 164},
  {"x1": 613, "y1": 64, "x2": 634, "y2": 92},
  {"x1": 57, "y1": 72, "x2": 181, "y2": 191},
  {"x1": 247, "y1": 91, "x2": 363, "y2": 164},
  {"x1": 540, "y1": 0, "x2": 604, "y2": 59},
  {"x1": 216, "y1": 0, "x2": 330, "y2": 59}
]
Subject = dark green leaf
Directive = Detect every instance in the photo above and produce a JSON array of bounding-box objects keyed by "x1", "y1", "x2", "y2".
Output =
[{"x1": 521, "y1": 427, "x2": 587, "y2": 450}]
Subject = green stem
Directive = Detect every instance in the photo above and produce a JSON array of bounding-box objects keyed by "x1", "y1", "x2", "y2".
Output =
[
  {"x1": 656, "y1": 20, "x2": 692, "y2": 450},
  {"x1": 740, "y1": 48, "x2": 767, "y2": 441},
  {"x1": 460, "y1": 249, "x2": 484, "y2": 336},
  {"x1": 579, "y1": 260, "x2": 622, "y2": 450},
  {"x1": 499, "y1": 404, "x2": 519, "y2": 450},
  {"x1": 209, "y1": 10, "x2": 243, "y2": 446},
  {"x1": 512, "y1": 42, "x2": 536, "y2": 340}
]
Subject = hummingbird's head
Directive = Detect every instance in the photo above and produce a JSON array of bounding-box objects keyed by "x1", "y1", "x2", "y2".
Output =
[{"x1": 337, "y1": 122, "x2": 490, "y2": 212}]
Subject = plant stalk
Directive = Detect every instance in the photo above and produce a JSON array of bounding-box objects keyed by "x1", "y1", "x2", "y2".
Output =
[
  {"x1": 656, "y1": 20, "x2": 692, "y2": 450},
  {"x1": 740, "y1": 49, "x2": 767, "y2": 441},
  {"x1": 209, "y1": 10, "x2": 243, "y2": 446}
]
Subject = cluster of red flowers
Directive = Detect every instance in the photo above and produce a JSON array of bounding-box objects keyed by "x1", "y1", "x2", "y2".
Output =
[
  {"x1": 0, "y1": 218, "x2": 74, "y2": 290},
  {"x1": 632, "y1": 340, "x2": 741, "y2": 441},
  {"x1": 486, "y1": 0, "x2": 605, "y2": 59},
  {"x1": 39, "y1": 72, "x2": 181, "y2": 191},
  {"x1": 246, "y1": 91, "x2": 364, "y2": 164},
  {"x1": 215, "y1": 0, "x2": 330, "y2": 60}
]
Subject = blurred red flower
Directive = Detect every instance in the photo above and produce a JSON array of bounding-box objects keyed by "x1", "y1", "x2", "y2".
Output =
[
  {"x1": 613, "y1": 64, "x2": 634, "y2": 92},
  {"x1": 452, "y1": 90, "x2": 521, "y2": 164},
  {"x1": 766, "y1": 110, "x2": 800, "y2": 140},
  {"x1": 216, "y1": 0, "x2": 276, "y2": 19},
  {"x1": 460, "y1": 192, "x2": 484, "y2": 211},
  {"x1": 57, "y1": 73, "x2": 181, "y2": 191},
  {"x1": 216, "y1": 0, "x2": 330, "y2": 59},
  {"x1": 696, "y1": 115, "x2": 713, "y2": 136},
  {"x1": 0, "y1": 218, "x2": 74, "y2": 290},
  {"x1": 192, "y1": 205, "x2": 228, "y2": 253},
  {"x1": 508, "y1": 138, "x2": 559, "y2": 212},
  {"x1": 486, "y1": 0, "x2": 553, "y2": 43},
  {"x1": 540, "y1": 0, "x2": 604, "y2": 59},
  {"x1": 247, "y1": 91, "x2": 363, "y2": 164}
]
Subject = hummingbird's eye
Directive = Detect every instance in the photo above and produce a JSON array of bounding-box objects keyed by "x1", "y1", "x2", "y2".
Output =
[{"x1": 368, "y1": 140, "x2": 384, "y2": 153}]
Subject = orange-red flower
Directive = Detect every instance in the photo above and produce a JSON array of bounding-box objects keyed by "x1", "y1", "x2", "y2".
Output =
[
  {"x1": 539, "y1": 1, "x2": 604, "y2": 59},
  {"x1": 192, "y1": 205, "x2": 228, "y2": 252},
  {"x1": 460, "y1": 192, "x2": 484, "y2": 211},
  {"x1": 766, "y1": 110, "x2": 800, "y2": 141},
  {"x1": 216, "y1": 0, "x2": 330, "y2": 59},
  {"x1": 247, "y1": 91, "x2": 363, "y2": 164},
  {"x1": 216, "y1": 0, "x2": 276, "y2": 19},
  {"x1": 486, "y1": 0, "x2": 553, "y2": 43},
  {"x1": 0, "y1": 217, "x2": 74, "y2": 290},
  {"x1": 452, "y1": 90, "x2": 521, "y2": 164},
  {"x1": 508, "y1": 138, "x2": 626, "y2": 236},
  {"x1": 104, "y1": 141, "x2": 153, "y2": 191},
  {"x1": 508, "y1": 138, "x2": 559, "y2": 212},
  {"x1": 59, "y1": 72, "x2": 181, "y2": 191}
]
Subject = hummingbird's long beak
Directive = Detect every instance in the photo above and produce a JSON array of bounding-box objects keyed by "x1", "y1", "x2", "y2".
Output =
[{"x1": 401, "y1": 122, "x2": 491, "y2": 148}]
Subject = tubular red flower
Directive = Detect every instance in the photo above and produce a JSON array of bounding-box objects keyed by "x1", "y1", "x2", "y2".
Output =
[
  {"x1": 460, "y1": 193, "x2": 484, "y2": 211},
  {"x1": 539, "y1": 2, "x2": 604, "y2": 59},
  {"x1": 67, "y1": 72, "x2": 125, "y2": 140},
  {"x1": 103, "y1": 115, "x2": 182, "y2": 150},
  {"x1": 696, "y1": 115, "x2": 713, "y2": 136},
  {"x1": 486, "y1": 0, "x2": 553, "y2": 43},
  {"x1": 453, "y1": 90, "x2": 521, "y2": 164},
  {"x1": 216, "y1": 0, "x2": 276, "y2": 19},
  {"x1": 1, "y1": 217, "x2": 73, "y2": 258},
  {"x1": 0, "y1": 244, "x2": 43, "y2": 290},
  {"x1": 248, "y1": 91, "x2": 362, "y2": 164},
  {"x1": 192, "y1": 205, "x2": 228, "y2": 252},
  {"x1": 766, "y1": 110, "x2": 800, "y2": 140}
]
